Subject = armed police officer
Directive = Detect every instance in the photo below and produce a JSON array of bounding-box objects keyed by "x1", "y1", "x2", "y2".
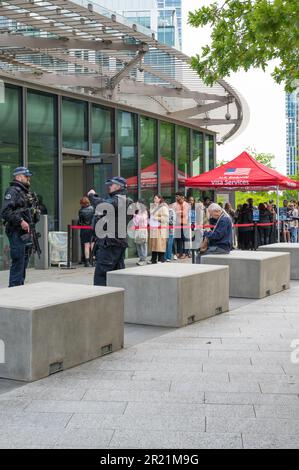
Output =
[
  {"x1": 1, "y1": 167, "x2": 40, "y2": 287},
  {"x1": 88, "y1": 176, "x2": 132, "y2": 286}
]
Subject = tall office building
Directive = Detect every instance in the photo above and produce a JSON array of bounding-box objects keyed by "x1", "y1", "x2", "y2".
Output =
[
  {"x1": 286, "y1": 90, "x2": 299, "y2": 176},
  {"x1": 158, "y1": 0, "x2": 182, "y2": 49}
]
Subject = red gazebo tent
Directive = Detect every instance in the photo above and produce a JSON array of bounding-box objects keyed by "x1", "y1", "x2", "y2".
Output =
[
  {"x1": 127, "y1": 157, "x2": 186, "y2": 189},
  {"x1": 185, "y1": 151, "x2": 299, "y2": 242},
  {"x1": 185, "y1": 151, "x2": 299, "y2": 191}
]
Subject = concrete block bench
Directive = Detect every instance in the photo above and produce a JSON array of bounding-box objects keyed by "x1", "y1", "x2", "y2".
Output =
[
  {"x1": 258, "y1": 243, "x2": 299, "y2": 280},
  {"x1": 202, "y1": 251, "x2": 290, "y2": 299},
  {"x1": 107, "y1": 264, "x2": 229, "y2": 328},
  {"x1": 0, "y1": 282, "x2": 124, "y2": 382}
]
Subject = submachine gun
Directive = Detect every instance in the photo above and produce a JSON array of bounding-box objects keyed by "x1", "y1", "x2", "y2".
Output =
[{"x1": 25, "y1": 191, "x2": 42, "y2": 258}]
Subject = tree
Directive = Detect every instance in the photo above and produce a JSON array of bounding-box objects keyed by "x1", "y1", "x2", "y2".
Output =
[
  {"x1": 189, "y1": 0, "x2": 299, "y2": 92},
  {"x1": 216, "y1": 147, "x2": 275, "y2": 168},
  {"x1": 246, "y1": 147, "x2": 275, "y2": 168}
]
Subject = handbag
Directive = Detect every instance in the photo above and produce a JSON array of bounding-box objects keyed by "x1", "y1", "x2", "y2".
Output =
[{"x1": 134, "y1": 226, "x2": 147, "y2": 244}]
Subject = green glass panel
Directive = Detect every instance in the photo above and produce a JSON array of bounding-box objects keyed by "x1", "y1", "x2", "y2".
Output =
[
  {"x1": 192, "y1": 131, "x2": 203, "y2": 176},
  {"x1": 205, "y1": 134, "x2": 215, "y2": 171},
  {"x1": 0, "y1": 85, "x2": 22, "y2": 271},
  {"x1": 62, "y1": 98, "x2": 88, "y2": 151},
  {"x1": 140, "y1": 116, "x2": 157, "y2": 204},
  {"x1": 27, "y1": 91, "x2": 58, "y2": 231},
  {"x1": 177, "y1": 126, "x2": 190, "y2": 191},
  {"x1": 118, "y1": 110, "x2": 138, "y2": 201},
  {"x1": 92, "y1": 105, "x2": 113, "y2": 155},
  {"x1": 160, "y1": 121, "x2": 175, "y2": 201}
]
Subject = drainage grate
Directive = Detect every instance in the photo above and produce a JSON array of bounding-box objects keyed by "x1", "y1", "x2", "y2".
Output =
[
  {"x1": 215, "y1": 307, "x2": 223, "y2": 315},
  {"x1": 49, "y1": 361, "x2": 64, "y2": 375},
  {"x1": 101, "y1": 344, "x2": 113, "y2": 356},
  {"x1": 188, "y1": 315, "x2": 196, "y2": 325}
]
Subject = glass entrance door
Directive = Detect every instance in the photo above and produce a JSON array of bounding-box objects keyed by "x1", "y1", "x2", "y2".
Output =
[{"x1": 85, "y1": 155, "x2": 119, "y2": 198}]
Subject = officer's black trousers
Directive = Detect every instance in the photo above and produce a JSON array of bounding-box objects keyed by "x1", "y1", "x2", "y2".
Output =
[
  {"x1": 94, "y1": 245, "x2": 126, "y2": 286},
  {"x1": 8, "y1": 232, "x2": 30, "y2": 287}
]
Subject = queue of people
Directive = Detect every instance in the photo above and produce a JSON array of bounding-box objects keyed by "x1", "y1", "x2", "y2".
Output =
[{"x1": 2, "y1": 165, "x2": 298, "y2": 288}]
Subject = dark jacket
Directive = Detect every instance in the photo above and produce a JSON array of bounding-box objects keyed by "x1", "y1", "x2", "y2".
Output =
[
  {"x1": 259, "y1": 209, "x2": 273, "y2": 225},
  {"x1": 89, "y1": 189, "x2": 133, "y2": 248},
  {"x1": 1, "y1": 181, "x2": 31, "y2": 234},
  {"x1": 238, "y1": 207, "x2": 253, "y2": 232},
  {"x1": 204, "y1": 214, "x2": 233, "y2": 251},
  {"x1": 79, "y1": 205, "x2": 95, "y2": 226}
]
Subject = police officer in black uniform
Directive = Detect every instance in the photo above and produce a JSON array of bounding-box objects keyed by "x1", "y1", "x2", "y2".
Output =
[
  {"x1": 1, "y1": 167, "x2": 36, "y2": 287},
  {"x1": 88, "y1": 176, "x2": 132, "y2": 286}
]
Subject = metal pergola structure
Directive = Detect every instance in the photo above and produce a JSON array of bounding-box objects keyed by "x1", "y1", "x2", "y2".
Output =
[{"x1": 0, "y1": 0, "x2": 248, "y2": 143}]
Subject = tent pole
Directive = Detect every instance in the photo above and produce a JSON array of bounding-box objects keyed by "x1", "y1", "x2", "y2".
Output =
[{"x1": 277, "y1": 187, "x2": 280, "y2": 243}]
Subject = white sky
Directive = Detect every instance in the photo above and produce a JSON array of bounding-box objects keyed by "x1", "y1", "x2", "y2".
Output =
[{"x1": 181, "y1": 0, "x2": 286, "y2": 172}]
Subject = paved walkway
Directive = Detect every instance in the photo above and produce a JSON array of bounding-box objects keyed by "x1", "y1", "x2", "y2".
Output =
[{"x1": 0, "y1": 264, "x2": 299, "y2": 448}]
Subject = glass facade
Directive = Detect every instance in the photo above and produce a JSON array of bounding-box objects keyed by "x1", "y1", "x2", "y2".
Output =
[
  {"x1": 0, "y1": 85, "x2": 21, "y2": 270},
  {"x1": 192, "y1": 131, "x2": 204, "y2": 176},
  {"x1": 62, "y1": 98, "x2": 88, "y2": 151},
  {"x1": 91, "y1": 105, "x2": 114, "y2": 156},
  {"x1": 177, "y1": 126, "x2": 190, "y2": 192},
  {"x1": 205, "y1": 134, "x2": 215, "y2": 171},
  {"x1": 140, "y1": 116, "x2": 158, "y2": 203},
  {"x1": 0, "y1": 80, "x2": 216, "y2": 270},
  {"x1": 27, "y1": 91, "x2": 58, "y2": 231},
  {"x1": 118, "y1": 110, "x2": 138, "y2": 200},
  {"x1": 160, "y1": 121, "x2": 175, "y2": 201}
]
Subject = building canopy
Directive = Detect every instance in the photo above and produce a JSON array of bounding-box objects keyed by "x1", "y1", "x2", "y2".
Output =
[{"x1": 0, "y1": 0, "x2": 248, "y2": 143}]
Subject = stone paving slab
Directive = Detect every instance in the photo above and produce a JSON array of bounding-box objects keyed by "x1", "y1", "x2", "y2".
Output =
[{"x1": 0, "y1": 272, "x2": 298, "y2": 448}]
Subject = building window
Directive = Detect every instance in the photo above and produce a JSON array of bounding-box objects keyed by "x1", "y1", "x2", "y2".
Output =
[
  {"x1": 160, "y1": 121, "x2": 175, "y2": 201},
  {"x1": 91, "y1": 105, "x2": 114, "y2": 155},
  {"x1": 205, "y1": 134, "x2": 215, "y2": 171},
  {"x1": 27, "y1": 90, "x2": 58, "y2": 231},
  {"x1": 177, "y1": 126, "x2": 190, "y2": 191},
  {"x1": 118, "y1": 110, "x2": 138, "y2": 200},
  {"x1": 0, "y1": 85, "x2": 22, "y2": 270},
  {"x1": 62, "y1": 98, "x2": 88, "y2": 151},
  {"x1": 192, "y1": 131, "x2": 203, "y2": 176},
  {"x1": 140, "y1": 116, "x2": 158, "y2": 203}
]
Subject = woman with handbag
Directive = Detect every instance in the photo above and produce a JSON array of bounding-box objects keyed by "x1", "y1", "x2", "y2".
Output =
[
  {"x1": 197, "y1": 203, "x2": 233, "y2": 263},
  {"x1": 133, "y1": 200, "x2": 149, "y2": 266},
  {"x1": 148, "y1": 195, "x2": 169, "y2": 264}
]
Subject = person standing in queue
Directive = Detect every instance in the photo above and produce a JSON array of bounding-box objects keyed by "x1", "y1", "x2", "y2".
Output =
[
  {"x1": 1, "y1": 167, "x2": 39, "y2": 287},
  {"x1": 88, "y1": 176, "x2": 132, "y2": 286}
]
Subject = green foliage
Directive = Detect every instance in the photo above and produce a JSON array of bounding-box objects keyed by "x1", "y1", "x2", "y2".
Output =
[{"x1": 189, "y1": 0, "x2": 299, "y2": 91}]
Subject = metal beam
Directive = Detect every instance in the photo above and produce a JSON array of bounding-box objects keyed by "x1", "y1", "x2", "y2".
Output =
[
  {"x1": 0, "y1": 33, "x2": 148, "y2": 52},
  {"x1": 168, "y1": 101, "x2": 232, "y2": 119},
  {"x1": 118, "y1": 80, "x2": 228, "y2": 102},
  {"x1": 188, "y1": 119, "x2": 238, "y2": 126},
  {"x1": 8, "y1": 70, "x2": 106, "y2": 89},
  {"x1": 108, "y1": 51, "x2": 146, "y2": 90}
]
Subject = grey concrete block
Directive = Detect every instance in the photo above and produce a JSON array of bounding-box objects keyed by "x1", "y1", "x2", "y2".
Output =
[
  {"x1": 258, "y1": 243, "x2": 299, "y2": 279},
  {"x1": 0, "y1": 282, "x2": 124, "y2": 382},
  {"x1": 202, "y1": 251, "x2": 290, "y2": 298},
  {"x1": 107, "y1": 264, "x2": 229, "y2": 327}
]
